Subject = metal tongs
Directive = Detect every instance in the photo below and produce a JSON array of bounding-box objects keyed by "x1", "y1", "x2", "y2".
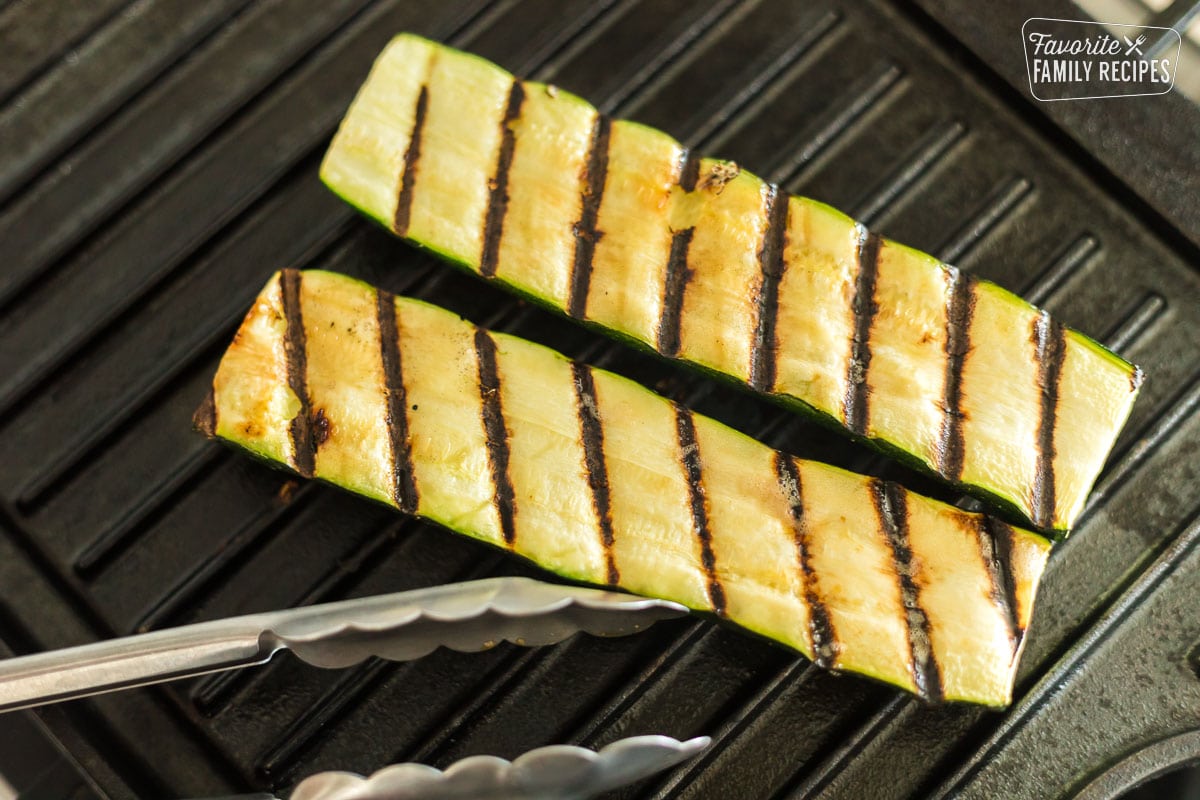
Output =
[
  {"x1": 0, "y1": 577, "x2": 687, "y2": 713},
  {"x1": 241, "y1": 735, "x2": 711, "y2": 800},
  {"x1": 0, "y1": 578, "x2": 706, "y2": 798}
]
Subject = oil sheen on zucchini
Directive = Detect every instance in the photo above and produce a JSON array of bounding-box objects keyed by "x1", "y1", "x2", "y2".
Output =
[
  {"x1": 319, "y1": 33, "x2": 1143, "y2": 535},
  {"x1": 197, "y1": 269, "x2": 1053, "y2": 706}
]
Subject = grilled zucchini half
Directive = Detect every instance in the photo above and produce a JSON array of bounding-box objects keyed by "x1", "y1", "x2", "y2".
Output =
[
  {"x1": 197, "y1": 268, "x2": 1052, "y2": 706},
  {"x1": 319, "y1": 33, "x2": 1143, "y2": 535}
]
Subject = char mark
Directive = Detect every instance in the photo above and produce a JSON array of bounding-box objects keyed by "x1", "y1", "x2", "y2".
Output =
[
  {"x1": 280, "y1": 269, "x2": 316, "y2": 478},
  {"x1": 475, "y1": 328, "x2": 518, "y2": 546},
  {"x1": 567, "y1": 114, "x2": 613, "y2": 320},
  {"x1": 312, "y1": 408, "x2": 332, "y2": 446},
  {"x1": 774, "y1": 453, "x2": 838, "y2": 669},
  {"x1": 656, "y1": 150, "x2": 703, "y2": 357},
  {"x1": 1032, "y1": 311, "x2": 1066, "y2": 529},
  {"x1": 937, "y1": 267, "x2": 977, "y2": 481},
  {"x1": 872, "y1": 480, "x2": 943, "y2": 702},
  {"x1": 377, "y1": 290, "x2": 419, "y2": 514},
  {"x1": 573, "y1": 363, "x2": 619, "y2": 585},
  {"x1": 750, "y1": 186, "x2": 790, "y2": 392},
  {"x1": 393, "y1": 85, "x2": 430, "y2": 236},
  {"x1": 980, "y1": 515, "x2": 1023, "y2": 650},
  {"x1": 675, "y1": 405, "x2": 726, "y2": 615},
  {"x1": 193, "y1": 389, "x2": 217, "y2": 436},
  {"x1": 845, "y1": 227, "x2": 882, "y2": 435},
  {"x1": 678, "y1": 149, "x2": 701, "y2": 193},
  {"x1": 657, "y1": 228, "x2": 694, "y2": 358},
  {"x1": 480, "y1": 81, "x2": 527, "y2": 278}
]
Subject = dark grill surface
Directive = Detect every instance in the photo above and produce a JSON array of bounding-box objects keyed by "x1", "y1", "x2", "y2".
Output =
[{"x1": 1, "y1": 2, "x2": 1198, "y2": 798}]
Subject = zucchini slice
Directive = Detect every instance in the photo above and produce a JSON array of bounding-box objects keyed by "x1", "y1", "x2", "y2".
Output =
[
  {"x1": 197, "y1": 268, "x2": 1053, "y2": 706},
  {"x1": 319, "y1": 33, "x2": 1143, "y2": 535}
]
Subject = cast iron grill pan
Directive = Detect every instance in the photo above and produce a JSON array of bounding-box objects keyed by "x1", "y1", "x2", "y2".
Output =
[{"x1": 0, "y1": 1, "x2": 1198, "y2": 798}]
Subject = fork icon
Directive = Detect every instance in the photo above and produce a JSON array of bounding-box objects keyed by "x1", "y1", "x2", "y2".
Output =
[{"x1": 1124, "y1": 33, "x2": 1147, "y2": 55}]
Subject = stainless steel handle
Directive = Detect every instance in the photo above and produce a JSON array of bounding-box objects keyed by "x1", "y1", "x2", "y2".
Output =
[{"x1": 0, "y1": 619, "x2": 270, "y2": 712}]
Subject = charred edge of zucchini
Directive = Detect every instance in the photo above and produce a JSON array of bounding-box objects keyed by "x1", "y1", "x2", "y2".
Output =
[{"x1": 193, "y1": 389, "x2": 217, "y2": 436}]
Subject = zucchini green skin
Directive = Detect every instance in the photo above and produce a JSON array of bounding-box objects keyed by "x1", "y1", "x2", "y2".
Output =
[
  {"x1": 318, "y1": 33, "x2": 1144, "y2": 536},
  {"x1": 198, "y1": 268, "x2": 1053, "y2": 706}
]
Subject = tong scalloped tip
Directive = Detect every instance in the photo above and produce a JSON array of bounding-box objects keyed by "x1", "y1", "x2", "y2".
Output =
[{"x1": 288, "y1": 735, "x2": 712, "y2": 800}]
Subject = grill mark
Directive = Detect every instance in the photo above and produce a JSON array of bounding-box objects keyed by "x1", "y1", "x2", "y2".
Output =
[
  {"x1": 872, "y1": 480, "x2": 942, "y2": 702},
  {"x1": 475, "y1": 328, "x2": 517, "y2": 546},
  {"x1": 567, "y1": 114, "x2": 612, "y2": 320},
  {"x1": 657, "y1": 229, "x2": 694, "y2": 357},
  {"x1": 280, "y1": 269, "x2": 315, "y2": 479},
  {"x1": 937, "y1": 268, "x2": 977, "y2": 481},
  {"x1": 750, "y1": 186, "x2": 790, "y2": 392},
  {"x1": 393, "y1": 85, "x2": 429, "y2": 236},
  {"x1": 193, "y1": 389, "x2": 216, "y2": 437},
  {"x1": 675, "y1": 405, "x2": 725, "y2": 615},
  {"x1": 377, "y1": 290, "x2": 419, "y2": 514},
  {"x1": 656, "y1": 150, "x2": 702, "y2": 356},
  {"x1": 573, "y1": 363, "x2": 618, "y2": 585},
  {"x1": 774, "y1": 453, "x2": 837, "y2": 668},
  {"x1": 480, "y1": 81, "x2": 527, "y2": 278},
  {"x1": 1032, "y1": 311, "x2": 1066, "y2": 529},
  {"x1": 678, "y1": 149, "x2": 701, "y2": 192},
  {"x1": 845, "y1": 227, "x2": 882, "y2": 434},
  {"x1": 980, "y1": 515, "x2": 1023, "y2": 648}
]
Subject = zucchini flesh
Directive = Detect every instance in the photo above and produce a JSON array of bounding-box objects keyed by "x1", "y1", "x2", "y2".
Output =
[
  {"x1": 319, "y1": 33, "x2": 1144, "y2": 535},
  {"x1": 198, "y1": 269, "x2": 1053, "y2": 706}
]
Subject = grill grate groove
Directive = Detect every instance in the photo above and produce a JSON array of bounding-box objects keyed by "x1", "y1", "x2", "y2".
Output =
[
  {"x1": 934, "y1": 175, "x2": 1034, "y2": 265},
  {"x1": 0, "y1": 0, "x2": 260, "y2": 210},
  {"x1": 0, "y1": 0, "x2": 141, "y2": 110},
  {"x1": 1019, "y1": 233, "x2": 1101, "y2": 307},
  {"x1": 853, "y1": 119, "x2": 968, "y2": 226},
  {"x1": 0, "y1": 0, "x2": 381, "y2": 313},
  {"x1": 771, "y1": 62, "x2": 906, "y2": 188}
]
